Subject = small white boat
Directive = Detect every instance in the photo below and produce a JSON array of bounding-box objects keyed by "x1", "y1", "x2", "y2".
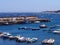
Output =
[
  {"x1": 47, "y1": 39, "x2": 54, "y2": 44},
  {"x1": 14, "y1": 35, "x2": 21, "y2": 40},
  {"x1": 34, "y1": 21, "x2": 40, "y2": 23},
  {"x1": 26, "y1": 38, "x2": 38, "y2": 43},
  {"x1": 16, "y1": 37, "x2": 26, "y2": 42},
  {"x1": 3, "y1": 32, "x2": 11, "y2": 36},
  {"x1": 15, "y1": 35, "x2": 21, "y2": 39},
  {"x1": 40, "y1": 24, "x2": 47, "y2": 28},
  {"x1": 15, "y1": 35, "x2": 26, "y2": 42},
  {"x1": 2, "y1": 32, "x2": 11, "y2": 39},
  {"x1": 42, "y1": 38, "x2": 55, "y2": 44},
  {"x1": 8, "y1": 35, "x2": 15, "y2": 40},
  {"x1": 53, "y1": 29, "x2": 60, "y2": 34}
]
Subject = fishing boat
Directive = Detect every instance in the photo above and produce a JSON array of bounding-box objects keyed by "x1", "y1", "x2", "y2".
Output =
[
  {"x1": 18, "y1": 27, "x2": 25, "y2": 30},
  {"x1": 2, "y1": 32, "x2": 11, "y2": 39},
  {"x1": 34, "y1": 21, "x2": 40, "y2": 23},
  {"x1": 53, "y1": 29, "x2": 60, "y2": 34},
  {"x1": 16, "y1": 37, "x2": 26, "y2": 42},
  {"x1": 18, "y1": 27, "x2": 32, "y2": 30},
  {"x1": 42, "y1": 38, "x2": 55, "y2": 44},
  {"x1": 32, "y1": 28, "x2": 40, "y2": 30},
  {"x1": 26, "y1": 38, "x2": 38, "y2": 43},
  {"x1": 8, "y1": 35, "x2": 15, "y2": 40},
  {"x1": 14, "y1": 35, "x2": 21, "y2": 40},
  {"x1": 40, "y1": 24, "x2": 47, "y2": 28},
  {"x1": 3, "y1": 32, "x2": 11, "y2": 36},
  {"x1": 15, "y1": 35, "x2": 25, "y2": 42}
]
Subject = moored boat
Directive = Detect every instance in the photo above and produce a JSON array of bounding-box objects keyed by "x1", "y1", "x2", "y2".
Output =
[
  {"x1": 32, "y1": 28, "x2": 40, "y2": 30},
  {"x1": 53, "y1": 29, "x2": 60, "y2": 34},
  {"x1": 16, "y1": 37, "x2": 26, "y2": 42},
  {"x1": 2, "y1": 32, "x2": 11, "y2": 39},
  {"x1": 8, "y1": 35, "x2": 15, "y2": 40},
  {"x1": 40, "y1": 24, "x2": 47, "y2": 28},
  {"x1": 34, "y1": 21, "x2": 40, "y2": 23},
  {"x1": 42, "y1": 38, "x2": 55, "y2": 44},
  {"x1": 18, "y1": 27, "x2": 32, "y2": 30},
  {"x1": 26, "y1": 37, "x2": 38, "y2": 43}
]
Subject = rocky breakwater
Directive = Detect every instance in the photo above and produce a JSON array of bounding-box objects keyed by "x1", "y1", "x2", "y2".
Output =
[{"x1": 0, "y1": 16, "x2": 50, "y2": 25}]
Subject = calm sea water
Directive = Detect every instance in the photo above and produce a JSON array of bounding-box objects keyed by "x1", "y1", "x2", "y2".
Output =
[{"x1": 0, "y1": 13, "x2": 60, "y2": 45}]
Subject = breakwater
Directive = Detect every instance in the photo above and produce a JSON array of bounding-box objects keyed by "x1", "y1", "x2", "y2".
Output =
[{"x1": 0, "y1": 16, "x2": 50, "y2": 25}]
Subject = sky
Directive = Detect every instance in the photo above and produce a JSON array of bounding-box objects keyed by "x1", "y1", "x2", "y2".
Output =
[{"x1": 0, "y1": 0, "x2": 60, "y2": 12}]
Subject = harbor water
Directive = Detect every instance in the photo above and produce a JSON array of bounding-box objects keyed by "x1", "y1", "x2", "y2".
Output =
[{"x1": 0, "y1": 13, "x2": 60, "y2": 45}]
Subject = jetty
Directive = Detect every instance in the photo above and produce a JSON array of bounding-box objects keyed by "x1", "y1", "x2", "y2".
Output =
[{"x1": 0, "y1": 16, "x2": 50, "y2": 25}]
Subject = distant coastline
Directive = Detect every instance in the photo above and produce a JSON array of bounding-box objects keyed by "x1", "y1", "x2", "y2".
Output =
[
  {"x1": 0, "y1": 10, "x2": 60, "y2": 17},
  {"x1": 41, "y1": 10, "x2": 60, "y2": 13},
  {"x1": 0, "y1": 10, "x2": 60, "y2": 14}
]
